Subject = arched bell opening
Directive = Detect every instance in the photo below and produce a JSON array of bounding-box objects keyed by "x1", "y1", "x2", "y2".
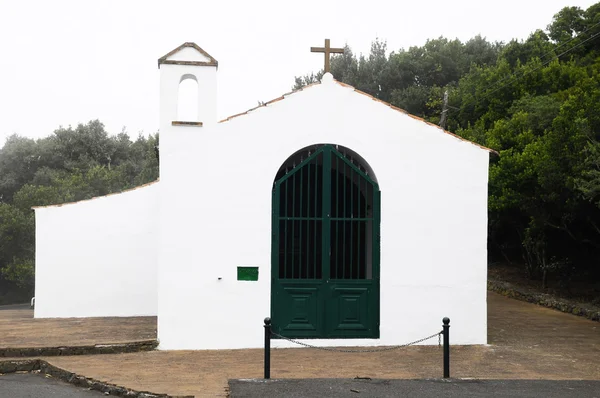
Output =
[{"x1": 177, "y1": 74, "x2": 199, "y2": 122}]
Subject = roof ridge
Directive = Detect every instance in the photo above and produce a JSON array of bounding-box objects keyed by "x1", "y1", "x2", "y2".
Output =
[
  {"x1": 218, "y1": 82, "x2": 321, "y2": 123},
  {"x1": 218, "y1": 77, "x2": 496, "y2": 154},
  {"x1": 158, "y1": 42, "x2": 218, "y2": 69},
  {"x1": 340, "y1": 82, "x2": 497, "y2": 154}
]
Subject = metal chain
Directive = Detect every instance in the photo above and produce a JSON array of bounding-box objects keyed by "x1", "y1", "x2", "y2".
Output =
[{"x1": 270, "y1": 330, "x2": 443, "y2": 353}]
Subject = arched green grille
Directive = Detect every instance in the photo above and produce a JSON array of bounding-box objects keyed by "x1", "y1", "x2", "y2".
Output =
[{"x1": 271, "y1": 144, "x2": 380, "y2": 339}]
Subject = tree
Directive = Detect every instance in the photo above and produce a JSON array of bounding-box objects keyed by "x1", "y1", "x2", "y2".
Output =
[
  {"x1": 0, "y1": 120, "x2": 160, "y2": 299},
  {"x1": 0, "y1": 135, "x2": 40, "y2": 203},
  {"x1": 0, "y1": 204, "x2": 34, "y2": 289}
]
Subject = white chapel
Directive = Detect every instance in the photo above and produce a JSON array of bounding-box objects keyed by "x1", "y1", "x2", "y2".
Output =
[{"x1": 33, "y1": 42, "x2": 492, "y2": 349}]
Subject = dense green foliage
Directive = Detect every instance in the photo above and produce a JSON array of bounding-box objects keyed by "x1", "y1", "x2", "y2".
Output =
[
  {"x1": 296, "y1": 3, "x2": 600, "y2": 290},
  {"x1": 0, "y1": 120, "x2": 158, "y2": 303}
]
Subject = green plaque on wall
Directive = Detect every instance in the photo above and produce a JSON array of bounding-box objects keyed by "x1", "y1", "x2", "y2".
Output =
[{"x1": 237, "y1": 266, "x2": 259, "y2": 281}]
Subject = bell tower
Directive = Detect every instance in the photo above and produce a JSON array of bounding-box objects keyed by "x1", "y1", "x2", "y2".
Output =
[{"x1": 158, "y1": 42, "x2": 218, "y2": 130}]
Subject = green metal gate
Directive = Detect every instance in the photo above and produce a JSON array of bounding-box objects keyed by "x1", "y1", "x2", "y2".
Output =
[{"x1": 271, "y1": 144, "x2": 380, "y2": 339}]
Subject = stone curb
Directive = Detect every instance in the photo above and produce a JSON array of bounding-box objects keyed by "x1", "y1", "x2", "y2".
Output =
[
  {"x1": 0, "y1": 359, "x2": 193, "y2": 398},
  {"x1": 488, "y1": 280, "x2": 600, "y2": 322},
  {"x1": 0, "y1": 340, "x2": 158, "y2": 358}
]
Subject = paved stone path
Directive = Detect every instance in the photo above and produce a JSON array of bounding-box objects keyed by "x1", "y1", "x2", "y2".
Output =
[{"x1": 1, "y1": 293, "x2": 599, "y2": 397}]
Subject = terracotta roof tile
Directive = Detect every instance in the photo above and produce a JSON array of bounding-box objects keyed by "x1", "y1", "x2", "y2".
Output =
[
  {"x1": 32, "y1": 179, "x2": 160, "y2": 210},
  {"x1": 335, "y1": 82, "x2": 497, "y2": 154},
  {"x1": 218, "y1": 82, "x2": 321, "y2": 123},
  {"x1": 265, "y1": 96, "x2": 285, "y2": 105},
  {"x1": 219, "y1": 78, "x2": 497, "y2": 155}
]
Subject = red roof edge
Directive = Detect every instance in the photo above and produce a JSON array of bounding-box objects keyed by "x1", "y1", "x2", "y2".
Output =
[
  {"x1": 218, "y1": 78, "x2": 497, "y2": 155},
  {"x1": 32, "y1": 179, "x2": 160, "y2": 210}
]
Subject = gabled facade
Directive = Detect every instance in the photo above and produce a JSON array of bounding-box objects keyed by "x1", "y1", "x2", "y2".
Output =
[{"x1": 34, "y1": 43, "x2": 491, "y2": 350}]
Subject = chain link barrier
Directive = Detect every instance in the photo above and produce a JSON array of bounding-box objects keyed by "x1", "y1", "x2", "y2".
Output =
[{"x1": 269, "y1": 330, "x2": 443, "y2": 353}]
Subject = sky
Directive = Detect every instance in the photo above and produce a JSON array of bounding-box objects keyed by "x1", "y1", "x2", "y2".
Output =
[{"x1": 0, "y1": 0, "x2": 597, "y2": 143}]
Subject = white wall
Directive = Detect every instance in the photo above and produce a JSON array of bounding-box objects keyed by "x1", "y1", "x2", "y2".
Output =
[
  {"x1": 34, "y1": 182, "x2": 159, "y2": 318},
  {"x1": 159, "y1": 60, "x2": 217, "y2": 128},
  {"x1": 157, "y1": 71, "x2": 490, "y2": 350}
]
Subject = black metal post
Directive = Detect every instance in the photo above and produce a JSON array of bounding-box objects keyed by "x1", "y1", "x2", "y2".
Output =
[
  {"x1": 264, "y1": 317, "x2": 271, "y2": 379},
  {"x1": 443, "y1": 317, "x2": 450, "y2": 378}
]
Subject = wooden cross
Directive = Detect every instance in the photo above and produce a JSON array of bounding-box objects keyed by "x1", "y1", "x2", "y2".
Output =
[{"x1": 311, "y1": 39, "x2": 344, "y2": 73}]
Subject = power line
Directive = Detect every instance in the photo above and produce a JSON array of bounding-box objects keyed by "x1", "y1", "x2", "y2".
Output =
[
  {"x1": 448, "y1": 28, "x2": 600, "y2": 118},
  {"x1": 542, "y1": 19, "x2": 600, "y2": 60},
  {"x1": 477, "y1": 19, "x2": 600, "y2": 97},
  {"x1": 484, "y1": 29, "x2": 600, "y2": 98}
]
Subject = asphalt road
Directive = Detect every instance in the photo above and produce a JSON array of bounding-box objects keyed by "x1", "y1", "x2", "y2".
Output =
[
  {"x1": 3, "y1": 372, "x2": 600, "y2": 397},
  {"x1": 0, "y1": 373, "x2": 106, "y2": 397},
  {"x1": 229, "y1": 378, "x2": 600, "y2": 397}
]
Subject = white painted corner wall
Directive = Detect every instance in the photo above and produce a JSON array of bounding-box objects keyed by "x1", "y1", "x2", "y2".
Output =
[
  {"x1": 34, "y1": 182, "x2": 159, "y2": 318},
  {"x1": 32, "y1": 44, "x2": 490, "y2": 353}
]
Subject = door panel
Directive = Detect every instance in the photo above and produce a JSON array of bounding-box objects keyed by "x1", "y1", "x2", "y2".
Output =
[
  {"x1": 273, "y1": 284, "x2": 322, "y2": 337},
  {"x1": 327, "y1": 285, "x2": 373, "y2": 336}
]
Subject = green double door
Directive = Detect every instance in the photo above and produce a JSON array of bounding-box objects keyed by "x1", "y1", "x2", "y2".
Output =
[{"x1": 271, "y1": 144, "x2": 380, "y2": 339}]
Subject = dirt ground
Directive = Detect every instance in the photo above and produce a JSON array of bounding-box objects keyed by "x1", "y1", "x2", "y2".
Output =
[
  {"x1": 0, "y1": 305, "x2": 156, "y2": 348},
  {"x1": 488, "y1": 263, "x2": 600, "y2": 308},
  {"x1": 8, "y1": 292, "x2": 592, "y2": 397}
]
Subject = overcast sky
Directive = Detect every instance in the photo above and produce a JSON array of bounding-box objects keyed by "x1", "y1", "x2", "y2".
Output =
[{"x1": 0, "y1": 0, "x2": 597, "y2": 143}]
